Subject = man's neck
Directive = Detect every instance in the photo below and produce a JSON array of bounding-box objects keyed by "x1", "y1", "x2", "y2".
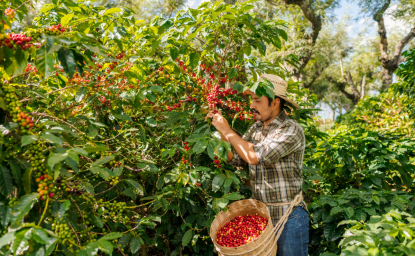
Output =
[{"x1": 263, "y1": 109, "x2": 282, "y2": 127}]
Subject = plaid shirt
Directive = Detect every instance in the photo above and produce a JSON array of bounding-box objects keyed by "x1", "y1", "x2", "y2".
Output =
[{"x1": 228, "y1": 110, "x2": 306, "y2": 224}]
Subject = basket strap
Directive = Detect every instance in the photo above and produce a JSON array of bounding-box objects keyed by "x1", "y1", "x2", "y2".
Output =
[
  {"x1": 218, "y1": 192, "x2": 303, "y2": 256},
  {"x1": 264, "y1": 202, "x2": 291, "y2": 206}
]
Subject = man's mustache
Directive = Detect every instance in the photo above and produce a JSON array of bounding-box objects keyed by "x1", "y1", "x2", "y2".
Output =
[{"x1": 251, "y1": 109, "x2": 260, "y2": 114}]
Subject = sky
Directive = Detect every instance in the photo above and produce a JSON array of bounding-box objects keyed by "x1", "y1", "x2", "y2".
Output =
[{"x1": 183, "y1": 0, "x2": 412, "y2": 120}]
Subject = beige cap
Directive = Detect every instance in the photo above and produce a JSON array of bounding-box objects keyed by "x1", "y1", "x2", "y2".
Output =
[{"x1": 250, "y1": 74, "x2": 300, "y2": 109}]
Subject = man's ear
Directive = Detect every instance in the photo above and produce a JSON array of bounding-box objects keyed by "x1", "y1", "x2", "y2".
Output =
[{"x1": 273, "y1": 97, "x2": 280, "y2": 111}]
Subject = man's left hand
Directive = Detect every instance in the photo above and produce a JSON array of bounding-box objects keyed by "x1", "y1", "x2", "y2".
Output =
[{"x1": 205, "y1": 110, "x2": 231, "y2": 135}]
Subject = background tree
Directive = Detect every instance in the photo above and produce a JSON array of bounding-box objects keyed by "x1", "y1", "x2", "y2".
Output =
[{"x1": 355, "y1": 0, "x2": 415, "y2": 90}]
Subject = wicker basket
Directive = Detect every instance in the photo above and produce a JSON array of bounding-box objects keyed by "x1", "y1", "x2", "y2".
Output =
[{"x1": 210, "y1": 199, "x2": 278, "y2": 256}]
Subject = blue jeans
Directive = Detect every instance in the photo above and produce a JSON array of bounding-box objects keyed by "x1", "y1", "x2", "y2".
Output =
[{"x1": 276, "y1": 206, "x2": 309, "y2": 256}]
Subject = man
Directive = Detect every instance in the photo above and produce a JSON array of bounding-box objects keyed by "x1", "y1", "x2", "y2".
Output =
[{"x1": 205, "y1": 74, "x2": 308, "y2": 256}]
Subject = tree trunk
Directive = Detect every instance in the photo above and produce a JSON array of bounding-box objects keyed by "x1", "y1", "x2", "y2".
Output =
[
  {"x1": 360, "y1": 74, "x2": 366, "y2": 98},
  {"x1": 327, "y1": 75, "x2": 361, "y2": 107},
  {"x1": 373, "y1": 0, "x2": 415, "y2": 90},
  {"x1": 267, "y1": 0, "x2": 323, "y2": 82}
]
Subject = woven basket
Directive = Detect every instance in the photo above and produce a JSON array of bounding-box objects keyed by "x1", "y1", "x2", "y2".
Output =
[{"x1": 210, "y1": 199, "x2": 278, "y2": 256}]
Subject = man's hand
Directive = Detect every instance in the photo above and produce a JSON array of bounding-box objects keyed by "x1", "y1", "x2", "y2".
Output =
[{"x1": 205, "y1": 110, "x2": 231, "y2": 135}]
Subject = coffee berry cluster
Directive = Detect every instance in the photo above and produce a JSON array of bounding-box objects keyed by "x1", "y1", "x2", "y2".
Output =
[
  {"x1": 8, "y1": 197, "x2": 17, "y2": 207},
  {"x1": 0, "y1": 33, "x2": 37, "y2": 50},
  {"x1": 213, "y1": 156, "x2": 222, "y2": 168},
  {"x1": 98, "y1": 200, "x2": 129, "y2": 223},
  {"x1": 1, "y1": 136, "x2": 18, "y2": 159},
  {"x1": 51, "y1": 218, "x2": 79, "y2": 252},
  {"x1": 1, "y1": 83, "x2": 40, "y2": 135},
  {"x1": 217, "y1": 213, "x2": 268, "y2": 247},
  {"x1": 35, "y1": 174, "x2": 56, "y2": 200},
  {"x1": 26, "y1": 140, "x2": 47, "y2": 175},
  {"x1": 4, "y1": 8, "x2": 15, "y2": 19}
]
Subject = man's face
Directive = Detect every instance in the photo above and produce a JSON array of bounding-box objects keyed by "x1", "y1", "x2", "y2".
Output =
[{"x1": 249, "y1": 93, "x2": 279, "y2": 122}]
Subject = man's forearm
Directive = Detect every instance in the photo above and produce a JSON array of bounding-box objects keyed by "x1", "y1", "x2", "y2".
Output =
[
  {"x1": 219, "y1": 133, "x2": 234, "y2": 162},
  {"x1": 222, "y1": 129, "x2": 258, "y2": 165}
]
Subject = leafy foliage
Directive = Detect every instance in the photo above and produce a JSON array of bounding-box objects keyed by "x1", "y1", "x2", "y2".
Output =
[{"x1": 339, "y1": 209, "x2": 415, "y2": 255}]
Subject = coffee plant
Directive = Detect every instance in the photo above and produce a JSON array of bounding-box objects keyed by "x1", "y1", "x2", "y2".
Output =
[
  {"x1": 0, "y1": 0, "x2": 414, "y2": 255},
  {"x1": 0, "y1": 0, "x2": 323, "y2": 255},
  {"x1": 305, "y1": 47, "x2": 415, "y2": 255}
]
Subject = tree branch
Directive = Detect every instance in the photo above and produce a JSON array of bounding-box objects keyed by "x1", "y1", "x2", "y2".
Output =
[
  {"x1": 267, "y1": 0, "x2": 323, "y2": 74},
  {"x1": 389, "y1": 27, "x2": 415, "y2": 68},
  {"x1": 326, "y1": 75, "x2": 360, "y2": 106},
  {"x1": 360, "y1": 74, "x2": 366, "y2": 98},
  {"x1": 346, "y1": 71, "x2": 361, "y2": 100}
]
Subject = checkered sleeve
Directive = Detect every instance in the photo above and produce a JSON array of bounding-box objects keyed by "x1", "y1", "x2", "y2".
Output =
[
  {"x1": 253, "y1": 123, "x2": 303, "y2": 165},
  {"x1": 227, "y1": 123, "x2": 257, "y2": 167}
]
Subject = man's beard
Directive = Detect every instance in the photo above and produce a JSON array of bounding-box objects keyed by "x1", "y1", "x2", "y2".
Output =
[{"x1": 252, "y1": 109, "x2": 274, "y2": 123}]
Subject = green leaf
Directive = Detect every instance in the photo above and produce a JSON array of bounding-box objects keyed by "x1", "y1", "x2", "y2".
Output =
[
  {"x1": 40, "y1": 134, "x2": 62, "y2": 146},
  {"x1": 99, "y1": 232, "x2": 123, "y2": 241},
  {"x1": 0, "y1": 166, "x2": 14, "y2": 196},
  {"x1": 170, "y1": 47, "x2": 179, "y2": 61},
  {"x1": 61, "y1": 13, "x2": 74, "y2": 26},
  {"x1": 372, "y1": 195, "x2": 380, "y2": 205},
  {"x1": 45, "y1": 237, "x2": 58, "y2": 255},
  {"x1": 186, "y1": 134, "x2": 207, "y2": 142},
  {"x1": 193, "y1": 140, "x2": 208, "y2": 154},
  {"x1": 243, "y1": 44, "x2": 251, "y2": 56},
  {"x1": 97, "y1": 240, "x2": 113, "y2": 254},
  {"x1": 363, "y1": 208, "x2": 377, "y2": 216},
  {"x1": 81, "y1": 182, "x2": 95, "y2": 194},
  {"x1": 47, "y1": 153, "x2": 68, "y2": 169},
  {"x1": 207, "y1": 141, "x2": 216, "y2": 159},
  {"x1": 212, "y1": 198, "x2": 229, "y2": 212},
  {"x1": 119, "y1": 234, "x2": 132, "y2": 248},
  {"x1": 21, "y1": 135, "x2": 39, "y2": 147},
  {"x1": 85, "y1": 241, "x2": 99, "y2": 255},
  {"x1": 0, "y1": 232, "x2": 15, "y2": 248},
  {"x1": 188, "y1": 52, "x2": 200, "y2": 70},
  {"x1": 89, "y1": 167, "x2": 113, "y2": 180},
  {"x1": 84, "y1": 145, "x2": 109, "y2": 153},
  {"x1": 212, "y1": 174, "x2": 226, "y2": 192},
  {"x1": 22, "y1": 167, "x2": 33, "y2": 194},
  {"x1": 57, "y1": 48, "x2": 76, "y2": 78},
  {"x1": 10, "y1": 193, "x2": 39, "y2": 224},
  {"x1": 222, "y1": 192, "x2": 244, "y2": 201},
  {"x1": 324, "y1": 223, "x2": 336, "y2": 241},
  {"x1": 101, "y1": 7, "x2": 122, "y2": 16},
  {"x1": 91, "y1": 156, "x2": 115, "y2": 167},
  {"x1": 355, "y1": 208, "x2": 367, "y2": 221},
  {"x1": 129, "y1": 236, "x2": 142, "y2": 254},
  {"x1": 32, "y1": 228, "x2": 49, "y2": 244},
  {"x1": 7, "y1": 160, "x2": 22, "y2": 189},
  {"x1": 35, "y1": 37, "x2": 58, "y2": 79},
  {"x1": 0, "y1": 97, "x2": 6, "y2": 110},
  {"x1": 75, "y1": 87, "x2": 88, "y2": 102},
  {"x1": 0, "y1": 205, "x2": 11, "y2": 227},
  {"x1": 94, "y1": 211, "x2": 106, "y2": 227},
  {"x1": 345, "y1": 207, "x2": 355, "y2": 218},
  {"x1": 125, "y1": 179, "x2": 144, "y2": 195},
  {"x1": 338, "y1": 220, "x2": 359, "y2": 226},
  {"x1": 232, "y1": 81, "x2": 244, "y2": 93},
  {"x1": 330, "y1": 206, "x2": 343, "y2": 216},
  {"x1": 11, "y1": 48, "x2": 28, "y2": 76},
  {"x1": 182, "y1": 229, "x2": 193, "y2": 247},
  {"x1": 12, "y1": 228, "x2": 28, "y2": 253},
  {"x1": 228, "y1": 68, "x2": 238, "y2": 79}
]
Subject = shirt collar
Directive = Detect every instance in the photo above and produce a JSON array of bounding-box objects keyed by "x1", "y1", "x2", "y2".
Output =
[{"x1": 255, "y1": 110, "x2": 287, "y2": 128}]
